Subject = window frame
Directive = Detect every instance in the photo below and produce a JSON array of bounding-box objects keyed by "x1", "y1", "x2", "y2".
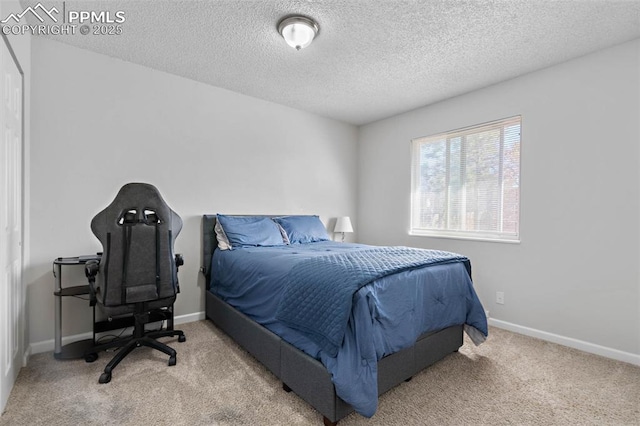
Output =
[{"x1": 410, "y1": 116, "x2": 522, "y2": 243}]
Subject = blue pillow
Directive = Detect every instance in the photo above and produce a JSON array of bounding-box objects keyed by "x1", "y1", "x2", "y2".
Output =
[
  {"x1": 216, "y1": 215, "x2": 286, "y2": 249},
  {"x1": 273, "y1": 215, "x2": 329, "y2": 244}
]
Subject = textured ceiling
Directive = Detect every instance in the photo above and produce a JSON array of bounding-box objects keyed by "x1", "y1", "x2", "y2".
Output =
[{"x1": 29, "y1": 0, "x2": 640, "y2": 125}]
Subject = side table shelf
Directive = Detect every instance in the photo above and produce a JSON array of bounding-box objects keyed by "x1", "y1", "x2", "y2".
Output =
[
  {"x1": 53, "y1": 255, "x2": 101, "y2": 360},
  {"x1": 54, "y1": 285, "x2": 90, "y2": 297}
]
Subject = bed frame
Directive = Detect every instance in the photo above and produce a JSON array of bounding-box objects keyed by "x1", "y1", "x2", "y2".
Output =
[{"x1": 201, "y1": 215, "x2": 463, "y2": 425}]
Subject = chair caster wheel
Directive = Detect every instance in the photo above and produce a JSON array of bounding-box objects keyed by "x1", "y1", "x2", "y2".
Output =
[
  {"x1": 178, "y1": 335, "x2": 186, "y2": 343},
  {"x1": 99, "y1": 372, "x2": 111, "y2": 384},
  {"x1": 168, "y1": 356, "x2": 176, "y2": 366},
  {"x1": 84, "y1": 353, "x2": 98, "y2": 363}
]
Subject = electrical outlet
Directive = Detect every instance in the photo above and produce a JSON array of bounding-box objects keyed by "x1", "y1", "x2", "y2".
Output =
[{"x1": 496, "y1": 291, "x2": 505, "y2": 305}]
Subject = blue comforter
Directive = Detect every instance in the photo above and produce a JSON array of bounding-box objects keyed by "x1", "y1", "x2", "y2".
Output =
[
  {"x1": 276, "y1": 247, "x2": 468, "y2": 357},
  {"x1": 209, "y1": 242, "x2": 487, "y2": 417}
]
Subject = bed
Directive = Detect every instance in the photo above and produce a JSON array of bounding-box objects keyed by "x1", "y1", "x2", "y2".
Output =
[{"x1": 201, "y1": 214, "x2": 487, "y2": 425}]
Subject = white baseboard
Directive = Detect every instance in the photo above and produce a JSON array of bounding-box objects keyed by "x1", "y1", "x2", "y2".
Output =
[
  {"x1": 27, "y1": 311, "x2": 206, "y2": 359},
  {"x1": 489, "y1": 318, "x2": 640, "y2": 366},
  {"x1": 22, "y1": 346, "x2": 31, "y2": 368},
  {"x1": 27, "y1": 312, "x2": 638, "y2": 367},
  {"x1": 29, "y1": 331, "x2": 95, "y2": 356},
  {"x1": 173, "y1": 311, "x2": 206, "y2": 325}
]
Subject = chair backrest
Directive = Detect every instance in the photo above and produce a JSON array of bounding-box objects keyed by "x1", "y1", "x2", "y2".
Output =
[{"x1": 90, "y1": 183, "x2": 182, "y2": 307}]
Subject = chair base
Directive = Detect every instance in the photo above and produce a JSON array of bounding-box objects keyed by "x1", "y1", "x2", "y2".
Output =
[
  {"x1": 97, "y1": 329, "x2": 185, "y2": 383},
  {"x1": 85, "y1": 306, "x2": 186, "y2": 384}
]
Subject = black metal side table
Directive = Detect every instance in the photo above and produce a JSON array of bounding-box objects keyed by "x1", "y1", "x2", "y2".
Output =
[{"x1": 52, "y1": 255, "x2": 101, "y2": 359}]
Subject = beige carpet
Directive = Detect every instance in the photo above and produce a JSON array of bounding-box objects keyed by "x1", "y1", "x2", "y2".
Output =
[{"x1": 1, "y1": 321, "x2": 638, "y2": 425}]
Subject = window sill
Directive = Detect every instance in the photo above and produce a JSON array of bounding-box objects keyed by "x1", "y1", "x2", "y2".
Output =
[{"x1": 409, "y1": 230, "x2": 520, "y2": 244}]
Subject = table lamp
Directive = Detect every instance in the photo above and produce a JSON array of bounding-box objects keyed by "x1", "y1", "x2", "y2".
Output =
[{"x1": 334, "y1": 216, "x2": 353, "y2": 242}]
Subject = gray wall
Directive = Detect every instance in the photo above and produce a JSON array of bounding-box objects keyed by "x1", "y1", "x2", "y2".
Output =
[
  {"x1": 357, "y1": 39, "x2": 640, "y2": 358},
  {"x1": 25, "y1": 35, "x2": 640, "y2": 362},
  {"x1": 27, "y1": 38, "x2": 358, "y2": 345}
]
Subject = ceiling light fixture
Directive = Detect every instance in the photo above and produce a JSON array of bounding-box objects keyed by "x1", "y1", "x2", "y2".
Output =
[{"x1": 277, "y1": 16, "x2": 319, "y2": 51}]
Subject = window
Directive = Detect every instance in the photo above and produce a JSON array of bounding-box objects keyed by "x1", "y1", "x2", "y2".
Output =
[{"x1": 410, "y1": 116, "x2": 521, "y2": 242}]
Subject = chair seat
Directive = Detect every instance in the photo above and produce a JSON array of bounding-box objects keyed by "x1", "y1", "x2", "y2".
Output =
[{"x1": 98, "y1": 296, "x2": 177, "y2": 317}]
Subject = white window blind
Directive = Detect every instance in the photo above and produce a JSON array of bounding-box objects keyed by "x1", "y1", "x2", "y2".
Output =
[{"x1": 410, "y1": 116, "x2": 521, "y2": 242}]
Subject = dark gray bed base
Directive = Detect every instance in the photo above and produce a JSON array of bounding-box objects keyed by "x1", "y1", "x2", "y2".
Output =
[{"x1": 201, "y1": 215, "x2": 463, "y2": 425}]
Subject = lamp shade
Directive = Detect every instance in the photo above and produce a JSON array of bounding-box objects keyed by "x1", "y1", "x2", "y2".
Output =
[
  {"x1": 278, "y1": 16, "x2": 319, "y2": 50},
  {"x1": 334, "y1": 216, "x2": 353, "y2": 233}
]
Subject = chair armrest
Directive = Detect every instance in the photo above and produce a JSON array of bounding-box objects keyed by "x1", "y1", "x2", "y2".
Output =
[
  {"x1": 174, "y1": 254, "x2": 184, "y2": 293},
  {"x1": 85, "y1": 259, "x2": 100, "y2": 306}
]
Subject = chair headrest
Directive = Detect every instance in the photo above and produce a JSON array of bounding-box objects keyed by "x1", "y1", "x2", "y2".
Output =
[{"x1": 90, "y1": 182, "x2": 182, "y2": 241}]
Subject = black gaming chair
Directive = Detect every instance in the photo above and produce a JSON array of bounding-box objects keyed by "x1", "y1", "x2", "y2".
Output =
[{"x1": 85, "y1": 183, "x2": 185, "y2": 384}]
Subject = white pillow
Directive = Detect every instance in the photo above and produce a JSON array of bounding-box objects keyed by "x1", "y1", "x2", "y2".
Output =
[{"x1": 214, "y1": 219, "x2": 231, "y2": 250}]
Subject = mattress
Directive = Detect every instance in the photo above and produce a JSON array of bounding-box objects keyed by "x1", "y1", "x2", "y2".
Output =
[{"x1": 209, "y1": 241, "x2": 487, "y2": 417}]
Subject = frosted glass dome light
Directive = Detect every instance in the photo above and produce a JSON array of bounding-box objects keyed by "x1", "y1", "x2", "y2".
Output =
[{"x1": 278, "y1": 16, "x2": 319, "y2": 50}]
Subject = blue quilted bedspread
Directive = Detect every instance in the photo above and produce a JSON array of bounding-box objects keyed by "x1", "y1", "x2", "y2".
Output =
[{"x1": 275, "y1": 247, "x2": 469, "y2": 357}]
